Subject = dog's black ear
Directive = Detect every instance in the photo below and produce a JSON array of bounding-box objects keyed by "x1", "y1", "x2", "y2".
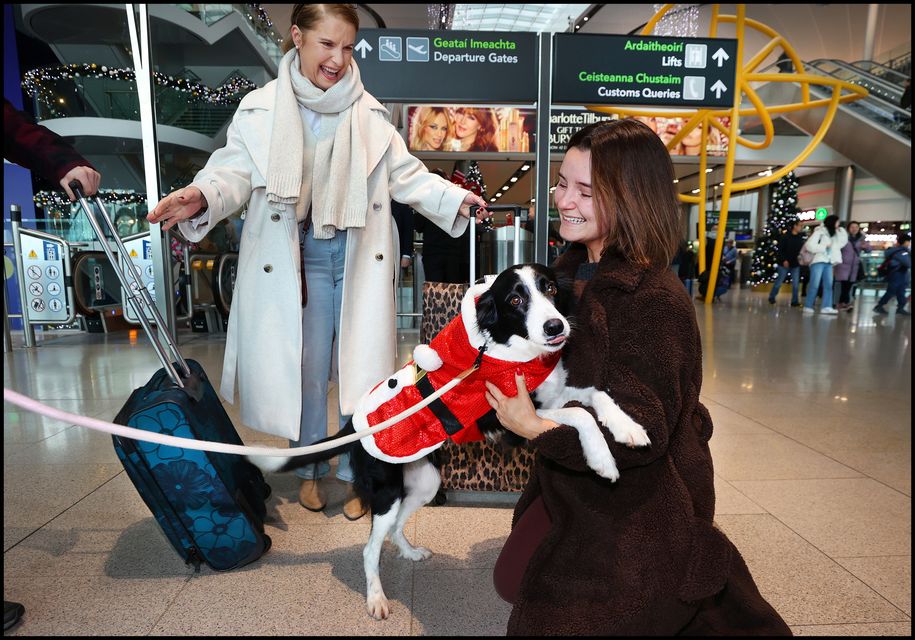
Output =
[{"x1": 475, "y1": 289, "x2": 499, "y2": 332}]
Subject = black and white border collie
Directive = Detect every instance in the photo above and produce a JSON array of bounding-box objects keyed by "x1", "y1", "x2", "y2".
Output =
[{"x1": 251, "y1": 264, "x2": 649, "y2": 619}]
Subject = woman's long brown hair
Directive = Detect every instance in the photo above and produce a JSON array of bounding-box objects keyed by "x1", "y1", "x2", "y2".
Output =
[{"x1": 567, "y1": 119, "x2": 681, "y2": 267}]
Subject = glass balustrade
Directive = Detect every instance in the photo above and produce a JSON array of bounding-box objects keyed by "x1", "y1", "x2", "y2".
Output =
[
  {"x1": 29, "y1": 73, "x2": 247, "y2": 137},
  {"x1": 851, "y1": 60, "x2": 909, "y2": 88},
  {"x1": 178, "y1": 3, "x2": 284, "y2": 64}
]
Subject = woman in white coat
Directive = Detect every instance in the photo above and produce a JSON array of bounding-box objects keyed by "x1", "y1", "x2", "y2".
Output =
[
  {"x1": 802, "y1": 214, "x2": 848, "y2": 315},
  {"x1": 147, "y1": 4, "x2": 488, "y2": 519}
]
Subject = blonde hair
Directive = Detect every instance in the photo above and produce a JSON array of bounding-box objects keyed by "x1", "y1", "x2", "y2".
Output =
[
  {"x1": 409, "y1": 107, "x2": 454, "y2": 151},
  {"x1": 282, "y1": 4, "x2": 360, "y2": 53}
]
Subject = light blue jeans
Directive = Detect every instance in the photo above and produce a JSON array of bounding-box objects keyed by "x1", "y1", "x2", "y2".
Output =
[
  {"x1": 805, "y1": 262, "x2": 834, "y2": 310},
  {"x1": 769, "y1": 265, "x2": 801, "y2": 304},
  {"x1": 290, "y1": 224, "x2": 354, "y2": 483}
]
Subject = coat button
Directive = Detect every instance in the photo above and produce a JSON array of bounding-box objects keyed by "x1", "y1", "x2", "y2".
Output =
[
  {"x1": 263, "y1": 264, "x2": 273, "y2": 273},
  {"x1": 270, "y1": 213, "x2": 280, "y2": 221},
  {"x1": 375, "y1": 253, "x2": 383, "y2": 261},
  {"x1": 373, "y1": 202, "x2": 382, "y2": 211}
]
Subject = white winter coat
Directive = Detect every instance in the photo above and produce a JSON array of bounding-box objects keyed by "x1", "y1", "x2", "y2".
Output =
[
  {"x1": 804, "y1": 225, "x2": 848, "y2": 266},
  {"x1": 178, "y1": 81, "x2": 470, "y2": 439}
]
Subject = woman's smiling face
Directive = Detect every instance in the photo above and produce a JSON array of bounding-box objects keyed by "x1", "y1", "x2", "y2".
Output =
[
  {"x1": 454, "y1": 111, "x2": 481, "y2": 139},
  {"x1": 292, "y1": 15, "x2": 356, "y2": 90},
  {"x1": 554, "y1": 147, "x2": 605, "y2": 262},
  {"x1": 422, "y1": 113, "x2": 449, "y2": 149}
]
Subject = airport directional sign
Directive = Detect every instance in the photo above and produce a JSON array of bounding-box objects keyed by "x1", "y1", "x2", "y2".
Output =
[
  {"x1": 353, "y1": 29, "x2": 539, "y2": 102},
  {"x1": 553, "y1": 33, "x2": 739, "y2": 108}
]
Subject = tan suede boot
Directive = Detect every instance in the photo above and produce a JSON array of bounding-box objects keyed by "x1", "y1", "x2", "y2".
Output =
[
  {"x1": 298, "y1": 479, "x2": 326, "y2": 512},
  {"x1": 342, "y1": 483, "x2": 368, "y2": 521}
]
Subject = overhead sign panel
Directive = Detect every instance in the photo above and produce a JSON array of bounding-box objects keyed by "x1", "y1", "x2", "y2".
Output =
[
  {"x1": 553, "y1": 33, "x2": 739, "y2": 108},
  {"x1": 354, "y1": 29, "x2": 538, "y2": 103}
]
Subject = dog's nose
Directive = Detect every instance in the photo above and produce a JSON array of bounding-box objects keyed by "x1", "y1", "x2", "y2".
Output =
[{"x1": 543, "y1": 319, "x2": 565, "y2": 337}]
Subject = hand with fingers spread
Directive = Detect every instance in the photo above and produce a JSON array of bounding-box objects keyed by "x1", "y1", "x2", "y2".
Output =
[
  {"x1": 485, "y1": 372, "x2": 559, "y2": 440},
  {"x1": 146, "y1": 187, "x2": 207, "y2": 232}
]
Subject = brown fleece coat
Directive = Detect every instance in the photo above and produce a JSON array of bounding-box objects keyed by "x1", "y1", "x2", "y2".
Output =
[{"x1": 506, "y1": 244, "x2": 789, "y2": 636}]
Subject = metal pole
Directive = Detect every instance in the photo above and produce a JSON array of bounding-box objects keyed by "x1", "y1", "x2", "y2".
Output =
[
  {"x1": 534, "y1": 32, "x2": 553, "y2": 265},
  {"x1": 3, "y1": 277, "x2": 12, "y2": 353},
  {"x1": 9, "y1": 205, "x2": 36, "y2": 348},
  {"x1": 126, "y1": 4, "x2": 177, "y2": 341},
  {"x1": 469, "y1": 215, "x2": 476, "y2": 284},
  {"x1": 863, "y1": 4, "x2": 879, "y2": 61},
  {"x1": 834, "y1": 166, "x2": 856, "y2": 224}
]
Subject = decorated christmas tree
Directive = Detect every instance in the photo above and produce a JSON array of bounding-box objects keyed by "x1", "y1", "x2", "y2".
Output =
[
  {"x1": 451, "y1": 160, "x2": 491, "y2": 230},
  {"x1": 750, "y1": 171, "x2": 799, "y2": 285},
  {"x1": 451, "y1": 160, "x2": 486, "y2": 196}
]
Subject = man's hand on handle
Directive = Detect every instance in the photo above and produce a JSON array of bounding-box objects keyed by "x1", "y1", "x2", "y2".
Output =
[{"x1": 61, "y1": 167, "x2": 100, "y2": 202}]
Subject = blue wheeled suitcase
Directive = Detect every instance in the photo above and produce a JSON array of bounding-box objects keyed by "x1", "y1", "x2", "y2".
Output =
[{"x1": 72, "y1": 181, "x2": 271, "y2": 572}]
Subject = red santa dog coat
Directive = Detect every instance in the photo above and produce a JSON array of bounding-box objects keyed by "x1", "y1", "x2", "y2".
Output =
[{"x1": 352, "y1": 282, "x2": 562, "y2": 464}]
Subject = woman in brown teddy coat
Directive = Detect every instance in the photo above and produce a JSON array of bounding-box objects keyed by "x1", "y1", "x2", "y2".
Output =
[{"x1": 485, "y1": 119, "x2": 791, "y2": 636}]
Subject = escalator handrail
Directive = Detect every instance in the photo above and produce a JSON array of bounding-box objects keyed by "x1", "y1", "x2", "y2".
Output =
[
  {"x1": 807, "y1": 58, "x2": 905, "y2": 98},
  {"x1": 798, "y1": 62, "x2": 910, "y2": 116},
  {"x1": 849, "y1": 59, "x2": 910, "y2": 85},
  {"x1": 754, "y1": 62, "x2": 911, "y2": 145}
]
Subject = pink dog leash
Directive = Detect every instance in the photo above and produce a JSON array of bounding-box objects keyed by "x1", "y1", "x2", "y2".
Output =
[{"x1": 3, "y1": 361, "x2": 480, "y2": 458}]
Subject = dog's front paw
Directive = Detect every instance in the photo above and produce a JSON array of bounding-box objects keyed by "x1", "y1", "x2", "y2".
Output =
[
  {"x1": 366, "y1": 594, "x2": 390, "y2": 620},
  {"x1": 611, "y1": 417, "x2": 651, "y2": 449},
  {"x1": 590, "y1": 392, "x2": 651, "y2": 448},
  {"x1": 399, "y1": 545, "x2": 432, "y2": 562},
  {"x1": 591, "y1": 455, "x2": 620, "y2": 482}
]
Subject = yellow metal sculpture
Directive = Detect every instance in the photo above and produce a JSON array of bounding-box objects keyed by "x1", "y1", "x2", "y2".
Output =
[{"x1": 589, "y1": 4, "x2": 867, "y2": 302}]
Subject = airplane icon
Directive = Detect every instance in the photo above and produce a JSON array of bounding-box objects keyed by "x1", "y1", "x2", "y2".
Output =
[{"x1": 406, "y1": 37, "x2": 430, "y2": 62}]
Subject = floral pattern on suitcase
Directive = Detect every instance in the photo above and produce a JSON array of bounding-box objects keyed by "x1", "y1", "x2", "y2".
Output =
[{"x1": 116, "y1": 402, "x2": 266, "y2": 571}]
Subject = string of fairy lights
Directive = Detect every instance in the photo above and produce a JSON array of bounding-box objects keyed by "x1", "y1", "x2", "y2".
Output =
[
  {"x1": 33, "y1": 189, "x2": 151, "y2": 213},
  {"x1": 22, "y1": 64, "x2": 257, "y2": 111}
]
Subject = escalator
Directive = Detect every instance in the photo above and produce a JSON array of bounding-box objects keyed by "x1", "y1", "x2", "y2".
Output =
[
  {"x1": 847, "y1": 59, "x2": 909, "y2": 90},
  {"x1": 752, "y1": 60, "x2": 911, "y2": 198},
  {"x1": 806, "y1": 58, "x2": 906, "y2": 104}
]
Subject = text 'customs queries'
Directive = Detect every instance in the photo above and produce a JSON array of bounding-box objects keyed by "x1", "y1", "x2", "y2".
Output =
[
  {"x1": 354, "y1": 30, "x2": 737, "y2": 109},
  {"x1": 553, "y1": 33, "x2": 739, "y2": 108}
]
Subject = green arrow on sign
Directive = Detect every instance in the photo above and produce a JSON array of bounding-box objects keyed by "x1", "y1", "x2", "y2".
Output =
[{"x1": 815, "y1": 207, "x2": 828, "y2": 220}]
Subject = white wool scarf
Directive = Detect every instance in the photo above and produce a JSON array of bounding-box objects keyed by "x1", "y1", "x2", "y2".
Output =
[{"x1": 266, "y1": 48, "x2": 368, "y2": 239}]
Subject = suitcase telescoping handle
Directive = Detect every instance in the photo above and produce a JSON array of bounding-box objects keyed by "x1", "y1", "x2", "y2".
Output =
[
  {"x1": 70, "y1": 180, "x2": 191, "y2": 388},
  {"x1": 468, "y1": 205, "x2": 527, "y2": 284}
]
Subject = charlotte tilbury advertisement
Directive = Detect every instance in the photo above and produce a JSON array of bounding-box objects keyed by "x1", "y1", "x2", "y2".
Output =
[
  {"x1": 406, "y1": 105, "x2": 729, "y2": 156},
  {"x1": 406, "y1": 106, "x2": 534, "y2": 153}
]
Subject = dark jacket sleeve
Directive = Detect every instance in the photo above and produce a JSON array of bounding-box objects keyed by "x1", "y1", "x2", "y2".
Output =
[
  {"x1": 3, "y1": 98, "x2": 94, "y2": 185},
  {"x1": 531, "y1": 287, "x2": 695, "y2": 473},
  {"x1": 390, "y1": 200, "x2": 415, "y2": 257}
]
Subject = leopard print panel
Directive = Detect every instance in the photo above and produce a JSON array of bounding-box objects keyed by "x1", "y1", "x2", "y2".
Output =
[
  {"x1": 420, "y1": 282, "x2": 469, "y2": 344},
  {"x1": 421, "y1": 281, "x2": 535, "y2": 492}
]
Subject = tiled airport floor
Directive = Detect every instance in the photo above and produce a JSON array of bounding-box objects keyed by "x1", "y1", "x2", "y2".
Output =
[{"x1": 4, "y1": 286, "x2": 911, "y2": 636}]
